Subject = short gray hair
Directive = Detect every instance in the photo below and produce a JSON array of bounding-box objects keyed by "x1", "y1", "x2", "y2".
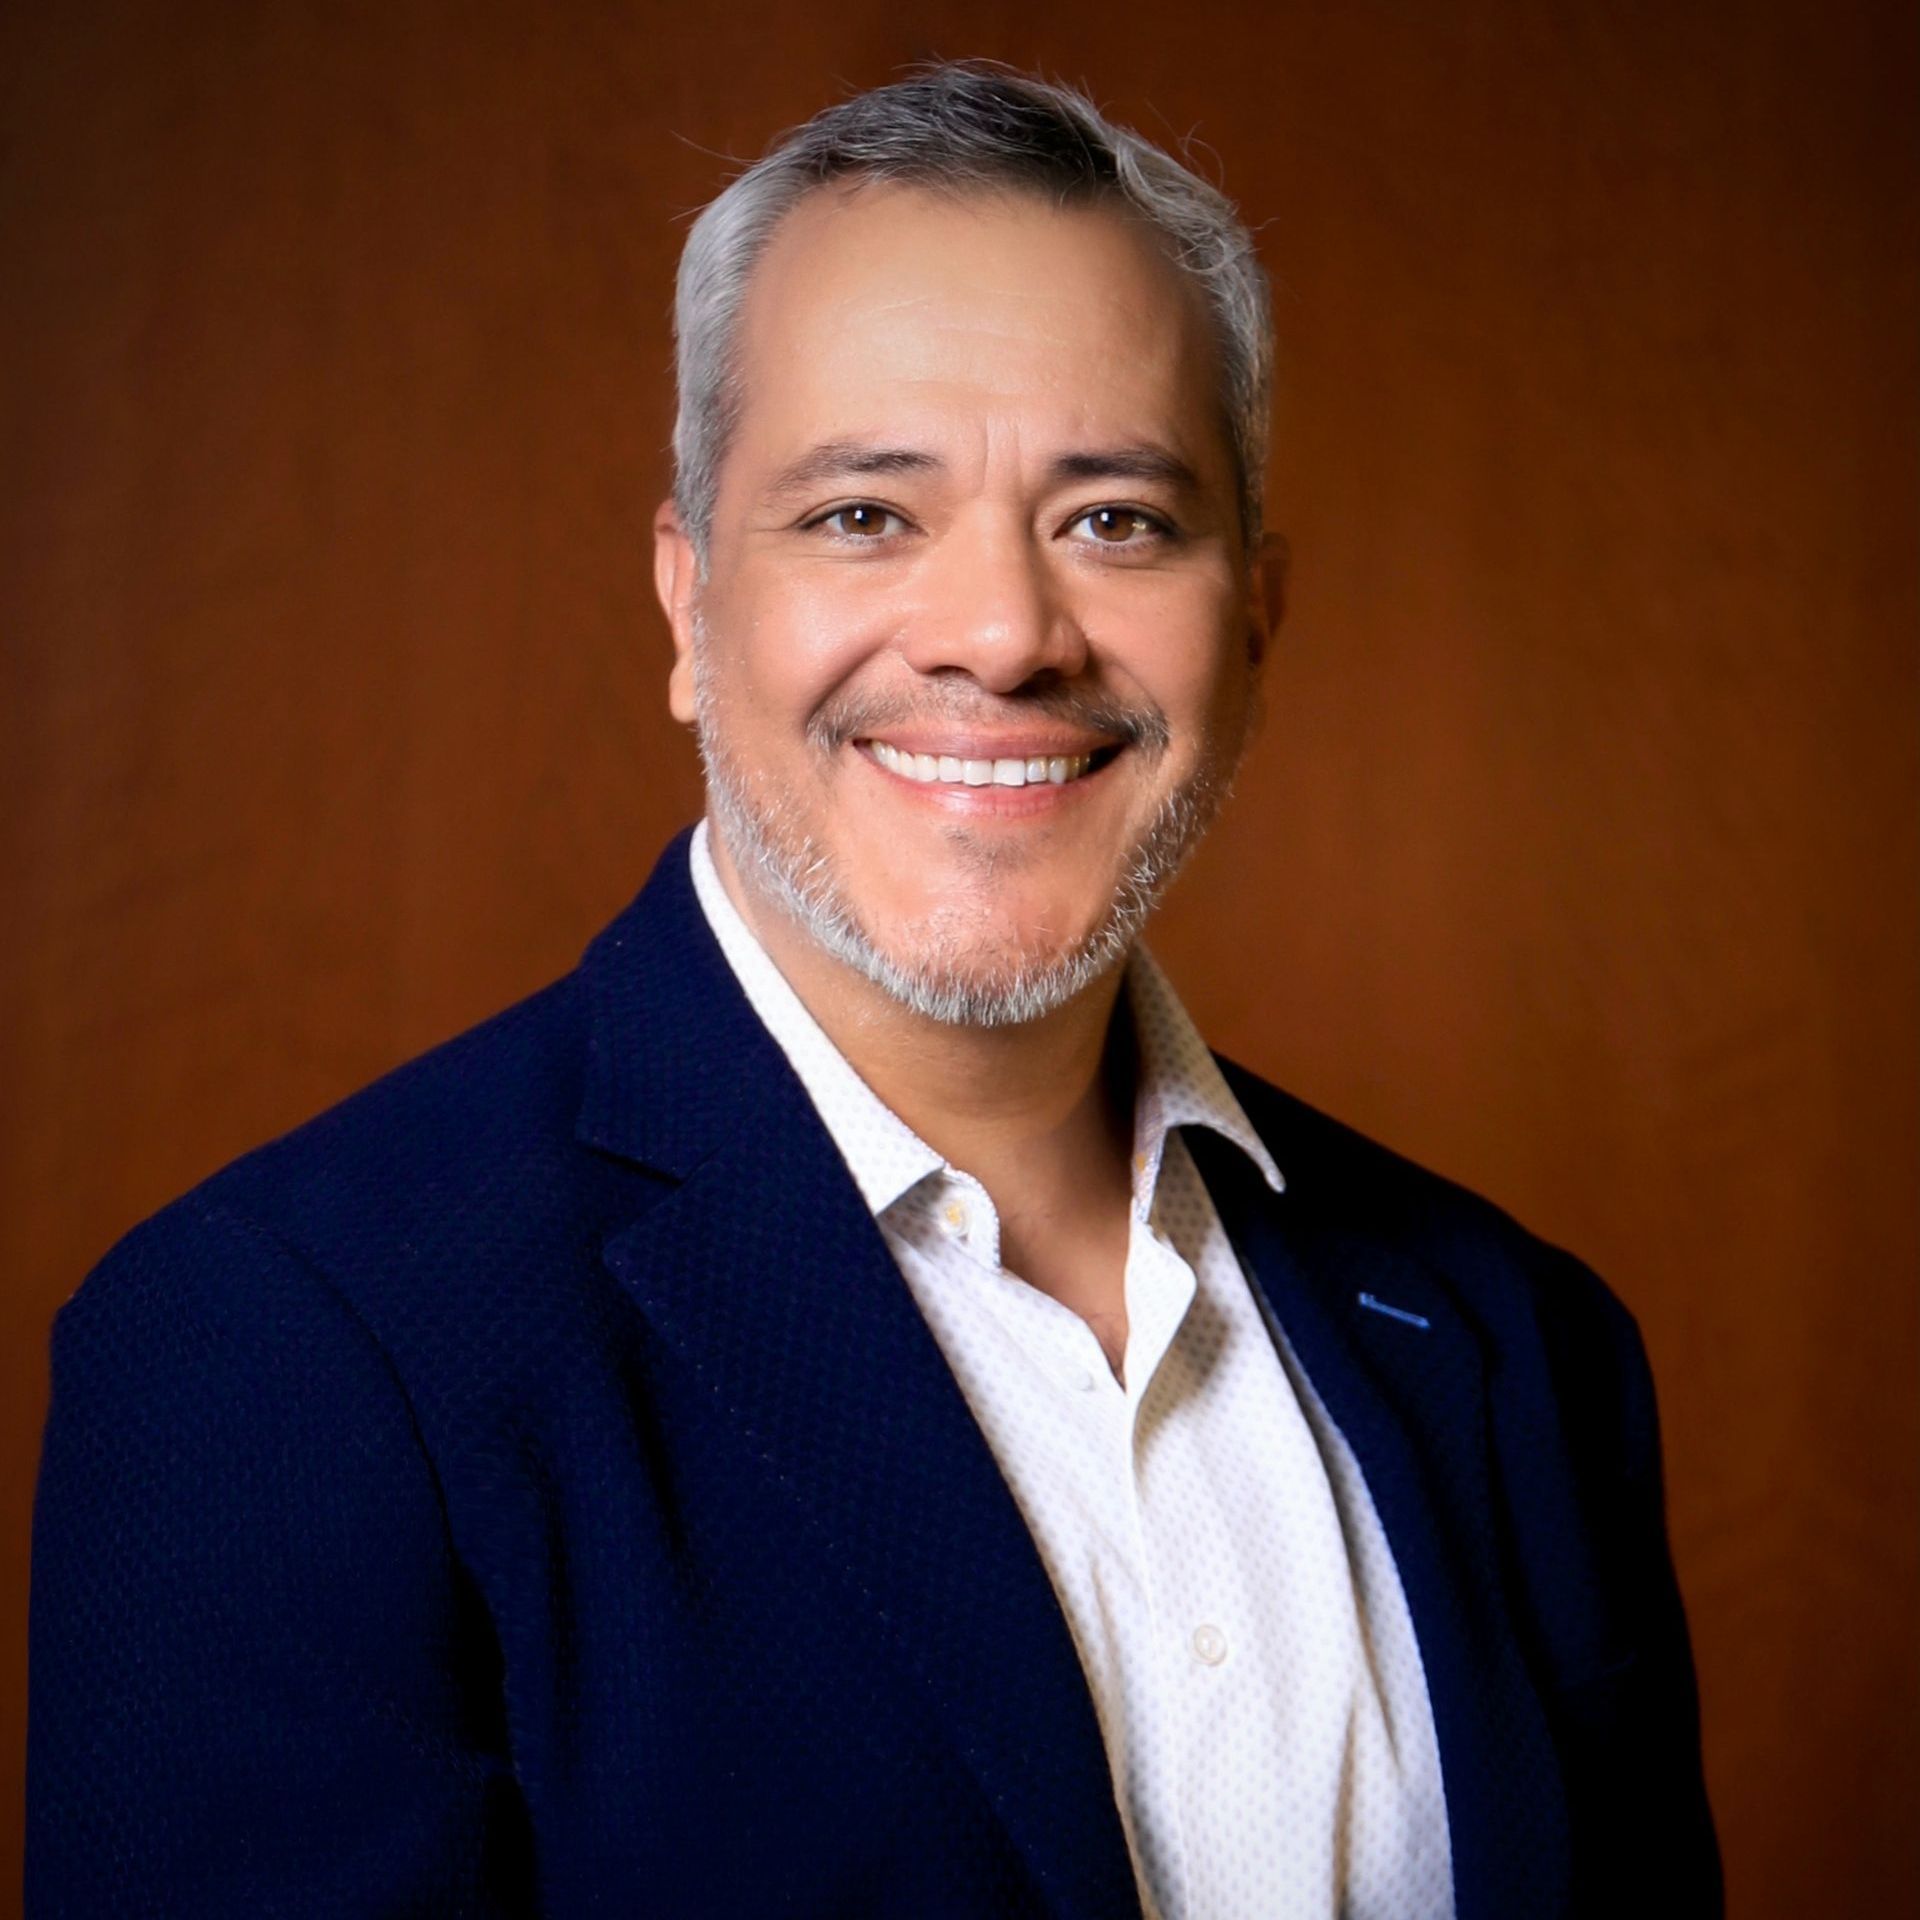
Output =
[{"x1": 671, "y1": 60, "x2": 1273, "y2": 567}]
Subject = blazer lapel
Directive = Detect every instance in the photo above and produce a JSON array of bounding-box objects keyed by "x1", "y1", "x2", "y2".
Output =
[
  {"x1": 577, "y1": 834, "x2": 1139, "y2": 1919},
  {"x1": 1189, "y1": 1129, "x2": 1573, "y2": 1920}
]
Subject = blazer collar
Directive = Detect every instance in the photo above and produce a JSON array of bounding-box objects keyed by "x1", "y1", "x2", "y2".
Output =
[
  {"x1": 574, "y1": 825, "x2": 778, "y2": 1179},
  {"x1": 575, "y1": 828, "x2": 1140, "y2": 1916},
  {"x1": 1190, "y1": 1125, "x2": 1574, "y2": 1920}
]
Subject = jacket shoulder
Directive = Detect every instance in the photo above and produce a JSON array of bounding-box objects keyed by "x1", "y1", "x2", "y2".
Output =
[
  {"x1": 65, "y1": 963, "x2": 627, "y2": 1342},
  {"x1": 1213, "y1": 1054, "x2": 1642, "y2": 1360}
]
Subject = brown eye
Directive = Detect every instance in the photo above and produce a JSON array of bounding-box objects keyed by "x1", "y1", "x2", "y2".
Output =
[
  {"x1": 1080, "y1": 506, "x2": 1157, "y2": 544},
  {"x1": 824, "y1": 503, "x2": 898, "y2": 538}
]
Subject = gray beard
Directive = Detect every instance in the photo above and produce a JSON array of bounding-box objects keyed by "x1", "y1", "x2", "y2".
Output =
[{"x1": 690, "y1": 630, "x2": 1240, "y2": 1030}]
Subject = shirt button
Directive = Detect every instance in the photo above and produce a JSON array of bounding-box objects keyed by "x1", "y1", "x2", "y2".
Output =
[
  {"x1": 1190, "y1": 1624, "x2": 1229, "y2": 1667},
  {"x1": 941, "y1": 1200, "x2": 968, "y2": 1237},
  {"x1": 1072, "y1": 1370, "x2": 1098, "y2": 1392}
]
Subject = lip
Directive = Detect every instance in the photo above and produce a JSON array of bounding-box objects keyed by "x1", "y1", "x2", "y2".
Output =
[{"x1": 852, "y1": 739, "x2": 1122, "y2": 817}]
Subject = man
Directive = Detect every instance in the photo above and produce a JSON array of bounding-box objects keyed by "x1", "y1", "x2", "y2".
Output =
[{"x1": 27, "y1": 61, "x2": 1719, "y2": 1919}]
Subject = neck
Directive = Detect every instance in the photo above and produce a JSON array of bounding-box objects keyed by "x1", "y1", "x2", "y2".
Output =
[{"x1": 707, "y1": 821, "x2": 1138, "y2": 1212}]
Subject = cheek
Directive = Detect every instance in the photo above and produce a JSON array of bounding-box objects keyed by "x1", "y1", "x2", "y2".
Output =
[
  {"x1": 708, "y1": 573, "x2": 890, "y2": 727},
  {"x1": 1097, "y1": 585, "x2": 1250, "y2": 737},
  {"x1": 1203, "y1": 646, "x2": 1258, "y2": 736},
  {"x1": 1194, "y1": 650, "x2": 1259, "y2": 776}
]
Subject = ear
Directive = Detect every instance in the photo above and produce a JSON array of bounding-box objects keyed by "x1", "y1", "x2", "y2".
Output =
[
  {"x1": 652, "y1": 498, "x2": 701, "y2": 726},
  {"x1": 1247, "y1": 529, "x2": 1289, "y2": 668}
]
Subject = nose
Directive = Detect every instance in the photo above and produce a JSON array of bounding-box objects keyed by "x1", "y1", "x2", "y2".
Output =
[{"x1": 895, "y1": 509, "x2": 1088, "y2": 693}]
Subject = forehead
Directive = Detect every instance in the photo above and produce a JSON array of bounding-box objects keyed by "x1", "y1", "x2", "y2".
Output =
[{"x1": 725, "y1": 181, "x2": 1231, "y2": 486}]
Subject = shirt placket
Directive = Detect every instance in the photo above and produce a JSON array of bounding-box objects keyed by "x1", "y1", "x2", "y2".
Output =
[{"x1": 1114, "y1": 1192, "x2": 1213, "y2": 1920}]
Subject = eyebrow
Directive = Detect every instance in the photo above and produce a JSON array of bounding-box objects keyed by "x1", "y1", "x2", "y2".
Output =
[
  {"x1": 762, "y1": 441, "x2": 942, "y2": 504},
  {"x1": 760, "y1": 439, "x2": 1205, "y2": 506},
  {"x1": 1048, "y1": 446, "x2": 1204, "y2": 496}
]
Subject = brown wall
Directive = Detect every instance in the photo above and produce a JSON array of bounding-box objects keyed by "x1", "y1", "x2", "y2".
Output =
[{"x1": 4, "y1": 1, "x2": 1914, "y2": 1909}]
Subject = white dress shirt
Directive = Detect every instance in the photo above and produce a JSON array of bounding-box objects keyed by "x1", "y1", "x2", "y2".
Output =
[{"x1": 689, "y1": 821, "x2": 1454, "y2": 1920}]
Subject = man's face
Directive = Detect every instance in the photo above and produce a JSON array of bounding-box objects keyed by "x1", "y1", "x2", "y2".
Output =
[{"x1": 657, "y1": 181, "x2": 1276, "y2": 1025}]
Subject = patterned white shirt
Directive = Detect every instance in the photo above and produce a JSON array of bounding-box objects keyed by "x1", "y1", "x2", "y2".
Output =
[{"x1": 689, "y1": 821, "x2": 1454, "y2": 1920}]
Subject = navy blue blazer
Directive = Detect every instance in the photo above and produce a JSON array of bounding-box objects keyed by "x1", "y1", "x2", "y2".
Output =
[{"x1": 28, "y1": 829, "x2": 1720, "y2": 1917}]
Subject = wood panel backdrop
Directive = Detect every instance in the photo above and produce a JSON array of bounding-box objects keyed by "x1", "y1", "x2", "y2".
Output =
[{"x1": 4, "y1": 0, "x2": 1914, "y2": 1909}]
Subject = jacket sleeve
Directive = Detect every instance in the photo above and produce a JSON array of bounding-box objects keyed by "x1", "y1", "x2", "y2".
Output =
[
  {"x1": 27, "y1": 1198, "x2": 532, "y2": 1917},
  {"x1": 1527, "y1": 1247, "x2": 1724, "y2": 1917}
]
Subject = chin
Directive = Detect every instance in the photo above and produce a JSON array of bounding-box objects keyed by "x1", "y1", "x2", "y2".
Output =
[{"x1": 816, "y1": 890, "x2": 1137, "y2": 1029}]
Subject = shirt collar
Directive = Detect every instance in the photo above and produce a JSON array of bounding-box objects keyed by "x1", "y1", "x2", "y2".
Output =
[
  {"x1": 689, "y1": 819, "x2": 943, "y2": 1216},
  {"x1": 1122, "y1": 941, "x2": 1286, "y2": 1220},
  {"x1": 688, "y1": 818, "x2": 1284, "y2": 1226}
]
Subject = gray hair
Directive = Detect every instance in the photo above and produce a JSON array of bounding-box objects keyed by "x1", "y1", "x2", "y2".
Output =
[{"x1": 670, "y1": 60, "x2": 1273, "y2": 567}]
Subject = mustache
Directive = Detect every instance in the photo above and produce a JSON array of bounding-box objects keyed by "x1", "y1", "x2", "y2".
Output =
[{"x1": 806, "y1": 683, "x2": 1171, "y2": 754}]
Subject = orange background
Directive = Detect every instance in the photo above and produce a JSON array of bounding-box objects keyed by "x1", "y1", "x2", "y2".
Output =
[{"x1": 4, "y1": 2, "x2": 1914, "y2": 1910}]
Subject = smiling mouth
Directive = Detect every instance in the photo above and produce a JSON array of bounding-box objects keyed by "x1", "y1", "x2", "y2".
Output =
[{"x1": 860, "y1": 740, "x2": 1122, "y2": 789}]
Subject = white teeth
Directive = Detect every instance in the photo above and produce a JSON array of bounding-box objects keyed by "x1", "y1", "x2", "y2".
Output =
[{"x1": 867, "y1": 742, "x2": 1099, "y2": 788}]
